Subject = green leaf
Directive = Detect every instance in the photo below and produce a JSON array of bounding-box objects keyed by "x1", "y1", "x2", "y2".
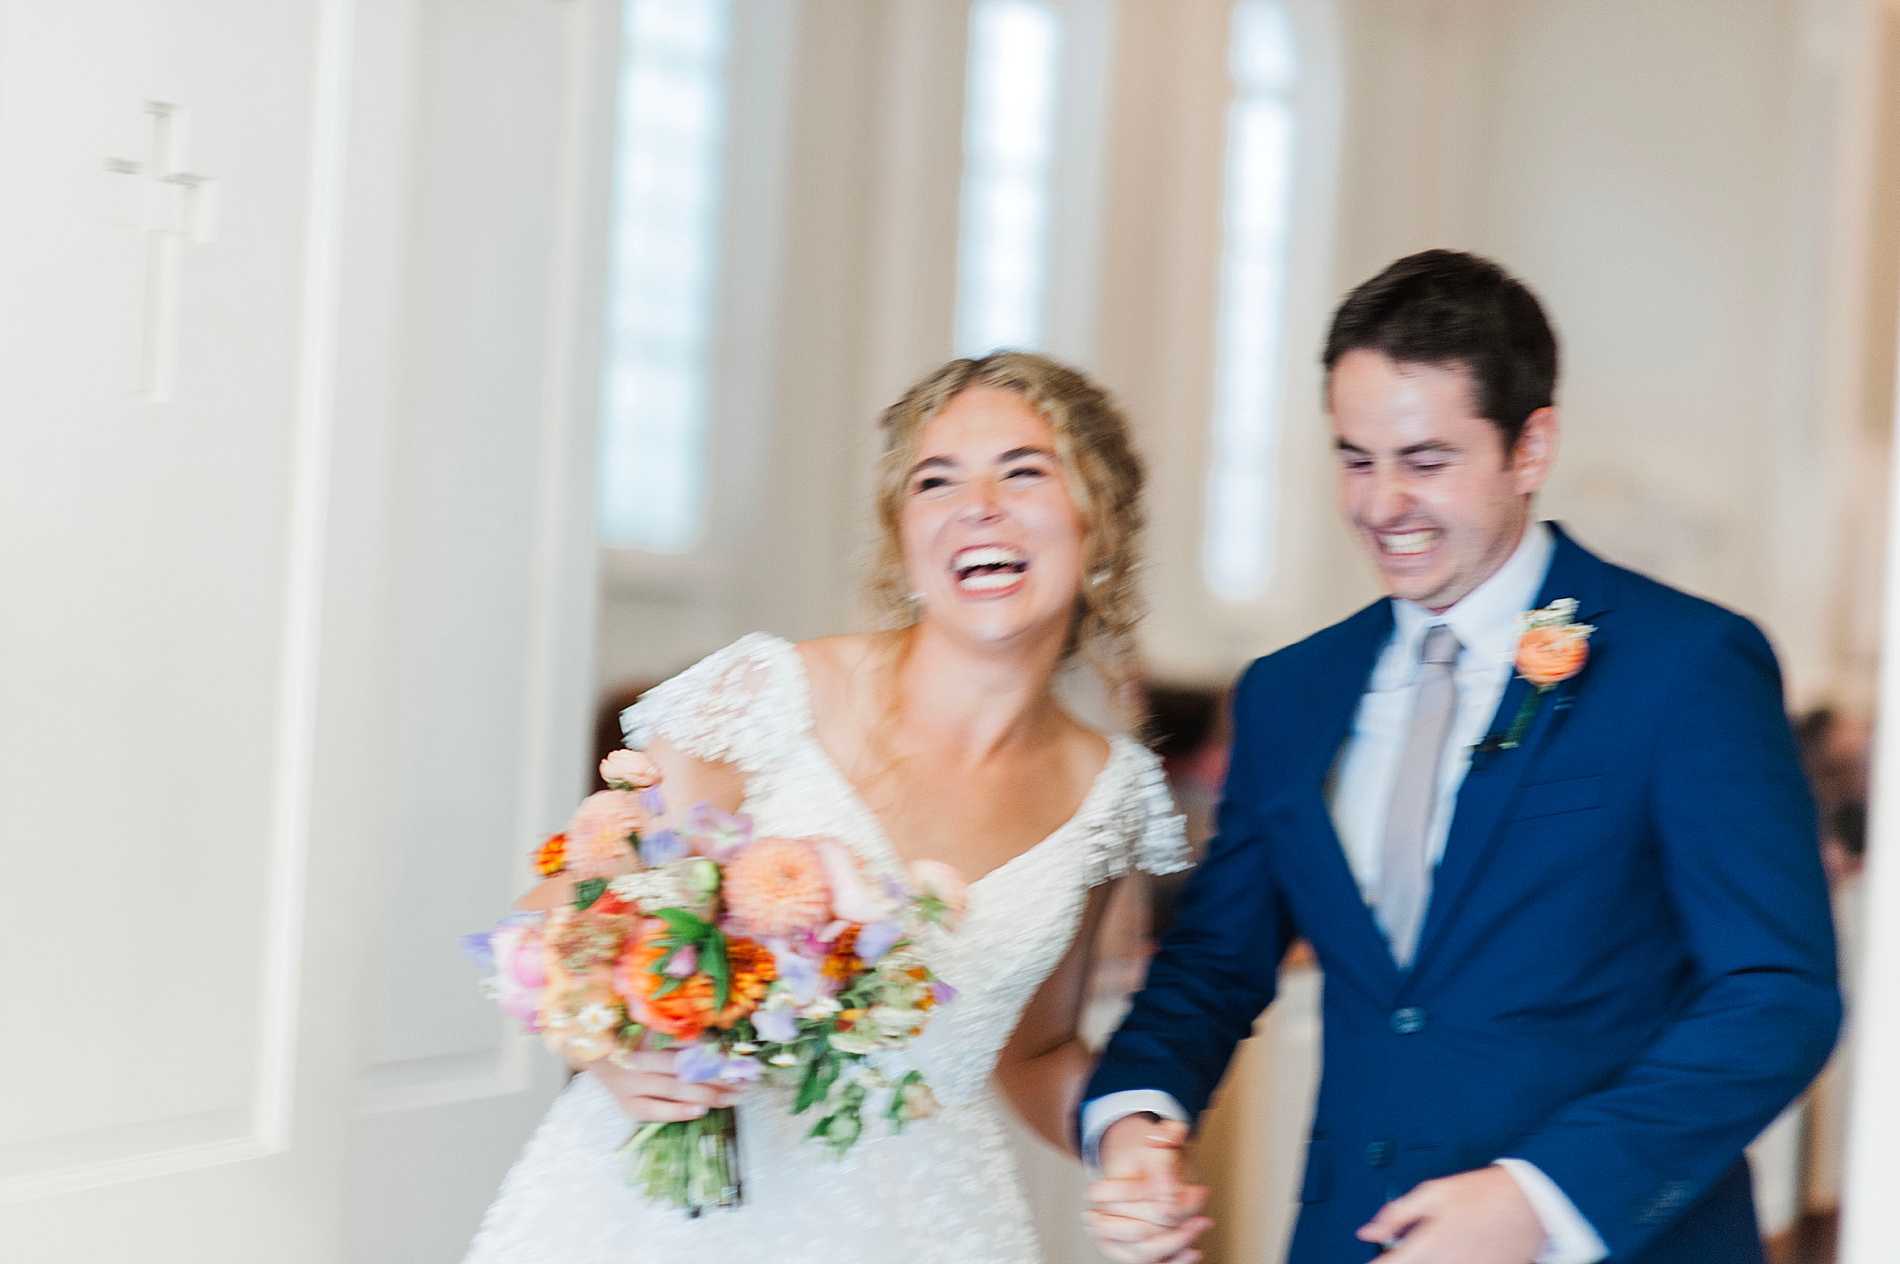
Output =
[
  {"x1": 703, "y1": 933, "x2": 730, "y2": 1012},
  {"x1": 794, "y1": 1053, "x2": 839, "y2": 1115},
  {"x1": 887, "y1": 1069, "x2": 922, "y2": 1125},
  {"x1": 653, "y1": 977, "x2": 683, "y2": 1000},
  {"x1": 656, "y1": 908, "x2": 711, "y2": 940},
  {"x1": 573, "y1": 877, "x2": 608, "y2": 910}
]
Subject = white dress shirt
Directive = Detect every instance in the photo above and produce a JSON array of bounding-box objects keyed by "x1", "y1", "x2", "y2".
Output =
[
  {"x1": 1084, "y1": 523, "x2": 1609, "y2": 1264},
  {"x1": 1327, "y1": 521, "x2": 1554, "y2": 899}
]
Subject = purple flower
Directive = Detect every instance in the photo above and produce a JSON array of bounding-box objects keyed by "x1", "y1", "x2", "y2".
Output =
[
  {"x1": 721, "y1": 1055, "x2": 765, "y2": 1082},
  {"x1": 931, "y1": 981, "x2": 958, "y2": 1007},
  {"x1": 856, "y1": 920, "x2": 903, "y2": 965},
  {"x1": 675, "y1": 1044, "x2": 766, "y2": 1084},
  {"x1": 640, "y1": 828, "x2": 690, "y2": 866},
  {"x1": 663, "y1": 945, "x2": 699, "y2": 978},
  {"x1": 753, "y1": 1008, "x2": 799, "y2": 1044},
  {"x1": 674, "y1": 1043, "x2": 725, "y2": 1084},
  {"x1": 768, "y1": 940, "x2": 823, "y2": 1005},
  {"x1": 640, "y1": 786, "x2": 666, "y2": 816},
  {"x1": 460, "y1": 931, "x2": 495, "y2": 971},
  {"x1": 686, "y1": 802, "x2": 754, "y2": 862}
]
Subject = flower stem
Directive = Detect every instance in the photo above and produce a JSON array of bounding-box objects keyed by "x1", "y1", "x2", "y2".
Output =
[
  {"x1": 1499, "y1": 684, "x2": 1553, "y2": 750},
  {"x1": 620, "y1": 1106, "x2": 742, "y2": 1214}
]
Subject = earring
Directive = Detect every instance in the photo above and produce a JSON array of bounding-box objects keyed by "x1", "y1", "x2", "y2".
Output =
[
  {"x1": 1087, "y1": 568, "x2": 1110, "y2": 588},
  {"x1": 907, "y1": 590, "x2": 926, "y2": 609}
]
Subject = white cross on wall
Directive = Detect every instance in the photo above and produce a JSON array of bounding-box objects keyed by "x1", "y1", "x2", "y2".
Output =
[{"x1": 105, "y1": 102, "x2": 217, "y2": 402}]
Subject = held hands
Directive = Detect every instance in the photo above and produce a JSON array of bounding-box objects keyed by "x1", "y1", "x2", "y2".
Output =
[
  {"x1": 1083, "y1": 1117, "x2": 1212, "y2": 1264},
  {"x1": 586, "y1": 1050, "x2": 744, "y2": 1124},
  {"x1": 1357, "y1": 1166, "x2": 1546, "y2": 1263}
]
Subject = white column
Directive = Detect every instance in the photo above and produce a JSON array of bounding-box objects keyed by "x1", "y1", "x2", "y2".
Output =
[{"x1": 1839, "y1": 373, "x2": 1900, "y2": 1263}]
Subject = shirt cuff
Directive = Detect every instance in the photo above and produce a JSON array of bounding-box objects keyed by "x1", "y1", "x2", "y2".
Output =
[
  {"x1": 1494, "y1": 1158, "x2": 1609, "y2": 1264},
  {"x1": 1080, "y1": 1090, "x2": 1190, "y2": 1174}
]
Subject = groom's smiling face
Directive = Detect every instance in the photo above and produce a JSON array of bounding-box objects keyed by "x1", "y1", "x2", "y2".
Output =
[{"x1": 1329, "y1": 349, "x2": 1556, "y2": 612}]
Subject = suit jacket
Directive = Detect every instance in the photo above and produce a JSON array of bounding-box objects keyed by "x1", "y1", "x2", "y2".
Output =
[{"x1": 1086, "y1": 525, "x2": 1842, "y2": 1263}]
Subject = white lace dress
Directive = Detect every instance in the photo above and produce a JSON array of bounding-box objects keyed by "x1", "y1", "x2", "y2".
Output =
[{"x1": 464, "y1": 634, "x2": 1190, "y2": 1264}]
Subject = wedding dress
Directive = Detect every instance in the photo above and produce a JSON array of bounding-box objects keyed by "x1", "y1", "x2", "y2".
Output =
[{"x1": 464, "y1": 633, "x2": 1190, "y2": 1264}]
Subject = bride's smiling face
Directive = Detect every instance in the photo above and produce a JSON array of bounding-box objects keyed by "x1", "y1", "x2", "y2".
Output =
[{"x1": 901, "y1": 386, "x2": 1087, "y2": 650}]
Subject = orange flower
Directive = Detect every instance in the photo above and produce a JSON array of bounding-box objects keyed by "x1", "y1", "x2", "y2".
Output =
[
  {"x1": 723, "y1": 837, "x2": 832, "y2": 938},
  {"x1": 822, "y1": 925, "x2": 864, "y2": 987},
  {"x1": 1516, "y1": 625, "x2": 1590, "y2": 687},
  {"x1": 613, "y1": 921, "x2": 776, "y2": 1042},
  {"x1": 599, "y1": 748, "x2": 661, "y2": 790},
  {"x1": 539, "y1": 981, "x2": 626, "y2": 1063},
  {"x1": 565, "y1": 790, "x2": 650, "y2": 880},
  {"x1": 533, "y1": 832, "x2": 568, "y2": 877}
]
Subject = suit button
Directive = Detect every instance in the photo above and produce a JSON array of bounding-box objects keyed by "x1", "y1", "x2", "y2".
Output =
[
  {"x1": 1390, "y1": 1007, "x2": 1427, "y2": 1034},
  {"x1": 1366, "y1": 1140, "x2": 1394, "y2": 1167}
]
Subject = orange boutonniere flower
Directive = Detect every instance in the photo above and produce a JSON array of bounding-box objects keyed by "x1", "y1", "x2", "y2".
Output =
[
  {"x1": 1514, "y1": 599, "x2": 1594, "y2": 686},
  {"x1": 1516, "y1": 623, "x2": 1591, "y2": 686},
  {"x1": 1483, "y1": 600, "x2": 1595, "y2": 753}
]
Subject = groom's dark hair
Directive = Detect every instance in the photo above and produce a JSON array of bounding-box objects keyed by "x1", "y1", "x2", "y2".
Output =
[{"x1": 1323, "y1": 249, "x2": 1559, "y2": 453}]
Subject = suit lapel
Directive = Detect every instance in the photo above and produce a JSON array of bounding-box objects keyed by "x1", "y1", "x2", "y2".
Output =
[
  {"x1": 1285, "y1": 601, "x2": 1407, "y2": 993},
  {"x1": 1406, "y1": 524, "x2": 1614, "y2": 981}
]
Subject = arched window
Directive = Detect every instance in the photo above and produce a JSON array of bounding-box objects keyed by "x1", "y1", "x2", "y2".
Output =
[
  {"x1": 1203, "y1": 0, "x2": 1298, "y2": 602},
  {"x1": 954, "y1": 0, "x2": 1064, "y2": 357},
  {"x1": 597, "y1": 0, "x2": 735, "y2": 552}
]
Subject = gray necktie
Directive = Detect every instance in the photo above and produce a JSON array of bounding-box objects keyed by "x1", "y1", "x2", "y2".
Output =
[{"x1": 1377, "y1": 624, "x2": 1462, "y2": 967}]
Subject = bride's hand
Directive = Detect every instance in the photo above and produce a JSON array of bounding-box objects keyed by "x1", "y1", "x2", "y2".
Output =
[
  {"x1": 1086, "y1": 1118, "x2": 1210, "y2": 1264},
  {"x1": 584, "y1": 1050, "x2": 743, "y2": 1124}
]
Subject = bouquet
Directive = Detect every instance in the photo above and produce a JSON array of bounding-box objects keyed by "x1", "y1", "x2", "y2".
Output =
[{"x1": 464, "y1": 748, "x2": 964, "y2": 1214}]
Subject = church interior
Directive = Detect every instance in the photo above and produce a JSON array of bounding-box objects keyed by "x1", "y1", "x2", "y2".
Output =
[{"x1": 3, "y1": 1, "x2": 1899, "y2": 1262}]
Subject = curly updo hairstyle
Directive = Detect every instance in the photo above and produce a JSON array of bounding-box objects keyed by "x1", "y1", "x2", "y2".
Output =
[{"x1": 866, "y1": 351, "x2": 1148, "y2": 716}]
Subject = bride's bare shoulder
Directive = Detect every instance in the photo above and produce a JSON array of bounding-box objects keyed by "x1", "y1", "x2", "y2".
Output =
[
  {"x1": 1053, "y1": 712, "x2": 1114, "y2": 781},
  {"x1": 793, "y1": 632, "x2": 879, "y2": 673},
  {"x1": 792, "y1": 633, "x2": 891, "y2": 730}
]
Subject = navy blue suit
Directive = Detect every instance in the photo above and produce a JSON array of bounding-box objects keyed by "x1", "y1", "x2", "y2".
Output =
[{"x1": 1087, "y1": 526, "x2": 1841, "y2": 1262}]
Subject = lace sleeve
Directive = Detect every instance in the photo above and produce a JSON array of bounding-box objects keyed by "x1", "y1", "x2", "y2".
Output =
[
  {"x1": 1081, "y1": 743, "x2": 1193, "y2": 887},
  {"x1": 619, "y1": 633, "x2": 808, "y2": 775},
  {"x1": 1129, "y1": 746, "x2": 1193, "y2": 875}
]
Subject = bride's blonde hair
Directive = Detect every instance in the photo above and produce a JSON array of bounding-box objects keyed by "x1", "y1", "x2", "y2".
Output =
[{"x1": 865, "y1": 352, "x2": 1148, "y2": 717}]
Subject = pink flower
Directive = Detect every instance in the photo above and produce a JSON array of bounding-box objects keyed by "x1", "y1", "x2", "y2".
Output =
[
  {"x1": 566, "y1": 790, "x2": 649, "y2": 878},
  {"x1": 724, "y1": 837, "x2": 833, "y2": 938},
  {"x1": 490, "y1": 919, "x2": 548, "y2": 1030},
  {"x1": 600, "y1": 748, "x2": 662, "y2": 790},
  {"x1": 686, "y1": 802, "x2": 754, "y2": 862},
  {"x1": 815, "y1": 839, "x2": 898, "y2": 923},
  {"x1": 910, "y1": 859, "x2": 970, "y2": 931}
]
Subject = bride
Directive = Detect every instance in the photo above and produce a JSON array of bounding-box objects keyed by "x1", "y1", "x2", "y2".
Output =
[{"x1": 465, "y1": 351, "x2": 1190, "y2": 1264}]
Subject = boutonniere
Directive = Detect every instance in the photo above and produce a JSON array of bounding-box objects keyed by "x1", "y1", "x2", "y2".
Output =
[{"x1": 1476, "y1": 599, "x2": 1594, "y2": 755}]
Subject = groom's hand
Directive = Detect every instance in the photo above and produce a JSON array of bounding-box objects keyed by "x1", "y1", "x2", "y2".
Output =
[
  {"x1": 1084, "y1": 1116, "x2": 1211, "y2": 1264},
  {"x1": 1357, "y1": 1166, "x2": 1545, "y2": 1263}
]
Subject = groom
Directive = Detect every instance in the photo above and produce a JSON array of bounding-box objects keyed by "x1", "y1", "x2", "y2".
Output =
[{"x1": 1082, "y1": 251, "x2": 1841, "y2": 1264}]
